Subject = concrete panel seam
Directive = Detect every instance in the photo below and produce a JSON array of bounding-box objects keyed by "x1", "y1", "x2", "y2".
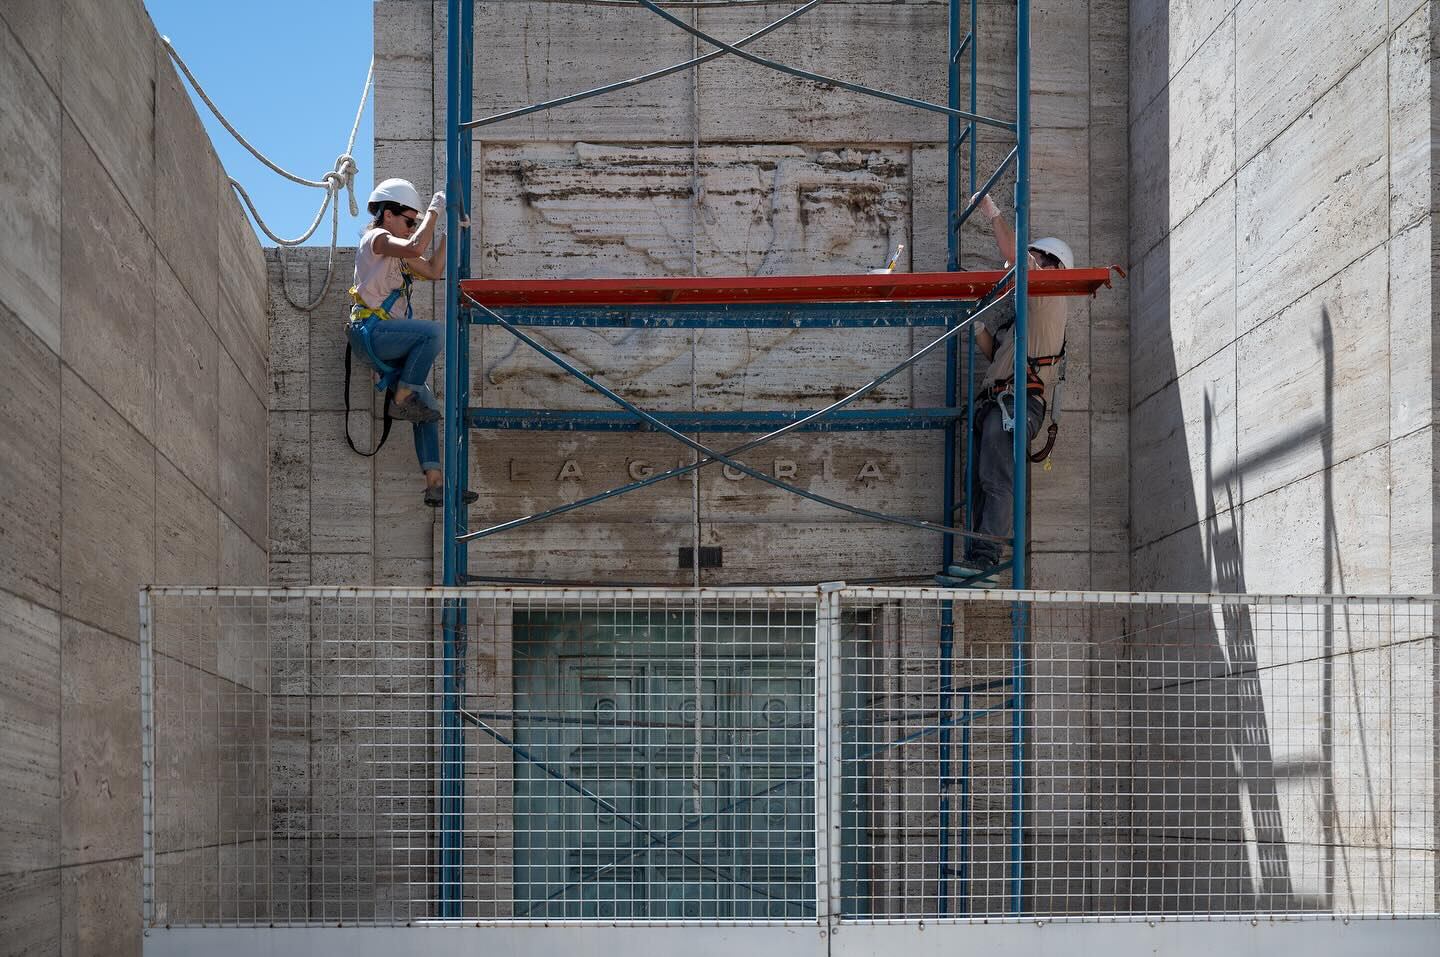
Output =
[
  {"x1": 1127, "y1": 0, "x2": 1243, "y2": 129},
  {"x1": 1127, "y1": 165, "x2": 1234, "y2": 270},
  {"x1": 217, "y1": 336, "x2": 269, "y2": 411},
  {"x1": 0, "y1": 12, "x2": 58, "y2": 104},
  {"x1": 1129, "y1": 231, "x2": 1397, "y2": 411},
  {"x1": 1129, "y1": 430, "x2": 1417, "y2": 554},
  {"x1": 60, "y1": 119, "x2": 160, "y2": 286},
  {"x1": 1231, "y1": 29, "x2": 1404, "y2": 179}
]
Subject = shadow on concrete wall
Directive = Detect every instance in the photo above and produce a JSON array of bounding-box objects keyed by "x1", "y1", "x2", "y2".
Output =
[
  {"x1": 1127, "y1": 4, "x2": 1389, "y2": 907},
  {"x1": 1129, "y1": 261, "x2": 1394, "y2": 911}
]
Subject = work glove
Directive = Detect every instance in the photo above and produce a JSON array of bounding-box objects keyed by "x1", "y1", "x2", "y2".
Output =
[
  {"x1": 428, "y1": 191, "x2": 446, "y2": 213},
  {"x1": 971, "y1": 192, "x2": 1000, "y2": 221}
]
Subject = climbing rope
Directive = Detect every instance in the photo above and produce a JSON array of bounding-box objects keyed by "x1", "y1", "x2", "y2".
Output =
[{"x1": 160, "y1": 37, "x2": 373, "y2": 313}]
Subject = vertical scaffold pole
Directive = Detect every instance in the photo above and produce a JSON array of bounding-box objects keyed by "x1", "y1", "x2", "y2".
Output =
[
  {"x1": 960, "y1": 0, "x2": 980, "y2": 916},
  {"x1": 942, "y1": 0, "x2": 964, "y2": 557},
  {"x1": 1010, "y1": 0, "x2": 1032, "y2": 918},
  {"x1": 962, "y1": 0, "x2": 979, "y2": 534},
  {"x1": 938, "y1": 0, "x2": 965, "y2": 915},
  {"x1": 452, "y1": 0, "x2": 474, "y2": 544},
  {"x1": 442, "y1": 0, "x2": 473, "y2": 585},
  {"x1": 439, "y1": 0, "x2": 474, "y2": 919}
]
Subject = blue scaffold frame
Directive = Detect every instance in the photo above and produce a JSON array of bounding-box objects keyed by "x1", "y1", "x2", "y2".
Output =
[{"x1": 440, "y1": 0, "x2": 1037, "y2": 920}]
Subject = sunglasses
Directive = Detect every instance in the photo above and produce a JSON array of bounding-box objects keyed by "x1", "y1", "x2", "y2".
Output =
[{"x1": 399, "y1": 214, "x2": 418, "y2": 229}]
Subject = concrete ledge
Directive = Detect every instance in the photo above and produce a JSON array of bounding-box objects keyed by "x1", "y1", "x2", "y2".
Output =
[{"x1": 140, "y1": 919, "x2": 1440, "y2": 957}]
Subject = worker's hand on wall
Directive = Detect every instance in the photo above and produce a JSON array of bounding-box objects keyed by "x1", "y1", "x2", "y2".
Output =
[
  {"x1": 428, "y1": 191, "x2": 446, "y2": 213},
  {"x1": 972, "y1": 192, "x2": 1000, "y2": 221}
]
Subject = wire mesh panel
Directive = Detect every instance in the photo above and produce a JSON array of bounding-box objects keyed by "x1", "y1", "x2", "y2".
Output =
[
  {"x1": 835, "y1": 589, "x2": 1438, "y2": 921},
  {"x1": 145, "y1": 589, "x2": 445, "y2": 925},
  {"x1": 504, "y1": 595, "x2": 816, "y2": 921},
  {"x1": 142, "y1": 587, "x2": 821, "y2": 927},
  {"x1": 141, "y1": 587, "x2": 1437, "y2": 930}
]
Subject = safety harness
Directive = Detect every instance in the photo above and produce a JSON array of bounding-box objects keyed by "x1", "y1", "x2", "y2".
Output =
[
  {"x1": 343, "y1": 268, "x2": 414, "y2": 457},
  {"x1": 982, "y1": 314, "x2": 1067, "y2": 465}
]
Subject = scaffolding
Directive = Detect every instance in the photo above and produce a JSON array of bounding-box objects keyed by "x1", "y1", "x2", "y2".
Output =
[{"x1": 431, "y1": 0, "x2": 1117, "y2": 923}]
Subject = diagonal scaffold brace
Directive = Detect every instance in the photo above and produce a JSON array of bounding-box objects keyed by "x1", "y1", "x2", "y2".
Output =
[{"x1": 456, "y1": 274, "x2": 1018, "y2": 546}]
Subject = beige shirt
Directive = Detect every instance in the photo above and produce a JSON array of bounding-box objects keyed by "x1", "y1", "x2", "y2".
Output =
[
  {"x1": 352, "y1": 227, "x2": 410, "y2": 315},
  {"x1": 980, "y1": 292, "x2": 1068, "y2": 396}
]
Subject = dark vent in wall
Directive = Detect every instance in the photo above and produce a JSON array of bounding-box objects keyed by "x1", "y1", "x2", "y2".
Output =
[{"x1": 678, "y1": 546, "x2": 723, "y2": 569}]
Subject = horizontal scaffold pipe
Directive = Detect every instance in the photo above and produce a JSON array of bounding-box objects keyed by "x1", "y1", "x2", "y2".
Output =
[
  {"x1": 466, "y1": 407, "x2": 967, "y2": 431},
  {"x1": 456, "y1": 274, "x2": 1016, "y2": 544},
  {"x1": 636, "y1": 0, "x2": 1014, "y2": 130},
  {"x1": 464, "y1": 0, "x2": 828, "y2": 129}
]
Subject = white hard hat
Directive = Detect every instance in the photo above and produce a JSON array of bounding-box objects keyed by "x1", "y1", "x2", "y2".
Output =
[
  {"x1": 1028, "y1": 236, "x2": 1074, "y2": 270},
  {"x1": 368, "y1": 177, "x2": 422, "y2": 213}
]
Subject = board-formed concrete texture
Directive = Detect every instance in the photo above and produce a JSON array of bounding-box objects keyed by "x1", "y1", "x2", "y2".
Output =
[
  {"x1": 1129, "y1": 0, "x2": 1437, "y2": 597},
  {"x1": 0, "y1": 1, "x2": 271, "y2": 953}
]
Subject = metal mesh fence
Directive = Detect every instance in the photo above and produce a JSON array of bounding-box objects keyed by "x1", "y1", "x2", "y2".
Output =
[
  {"x1": 835, "y1": 591, "x2": 1437, "y2": 920},
  {"x1": 140, "y1": 587, "x2": 1438, "y2": 927}
]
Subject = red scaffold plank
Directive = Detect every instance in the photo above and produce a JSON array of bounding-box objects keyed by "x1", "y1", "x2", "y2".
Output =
[{"x1": 460, "y1": 268, "x2": 1116, "y2": 307}]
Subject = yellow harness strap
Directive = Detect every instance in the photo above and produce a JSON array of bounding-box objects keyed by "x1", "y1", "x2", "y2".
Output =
[{"x1": 349, "y1": 263, "x2": 418, "y2": 323}]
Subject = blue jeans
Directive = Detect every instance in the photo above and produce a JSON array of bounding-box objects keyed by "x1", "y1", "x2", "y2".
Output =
[
  {"x1": 348, "y1": 318, "x2": 443, "y2": 473},
  {"x1": 404, "y1": 388, "x2": 441, "y2": 474},
  {"x1": 965, "y1": 394, "x2": 1044, "y2": 565}
]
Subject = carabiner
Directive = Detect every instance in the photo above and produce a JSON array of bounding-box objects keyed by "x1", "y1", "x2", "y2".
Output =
[{"x1": 997, "y1": 387, "x2": 1017, "y2": 433}]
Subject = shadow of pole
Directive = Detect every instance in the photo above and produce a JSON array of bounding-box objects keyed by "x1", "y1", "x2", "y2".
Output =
[
  {"x1": 1320, "y1": 307, "x2": 1338, "y2": 908},
  {"x1": 1317, "y1": 305, "x2": 1392, "y2": 911}
]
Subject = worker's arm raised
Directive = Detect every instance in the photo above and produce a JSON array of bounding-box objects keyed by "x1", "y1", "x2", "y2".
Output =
[
  {"x1": 407, "y1": 198, "x2": 473, "y2": 280},
  {"x1": 372, "y1": 191, "x2": 445, "y2": 261},
  {"x1": 972, "y1": 193, "x2": 1018, "y2": 266},
  {"x1": 404, "y1": 233, "x2": 446, "y2": 281}
]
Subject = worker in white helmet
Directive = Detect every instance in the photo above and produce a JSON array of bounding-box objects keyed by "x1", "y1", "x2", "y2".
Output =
[
  {"x1": 347, "y1": 177, "x2": 476, "y2": 507},
  {"x1": 955, "y1": 192, "x2": 1075, "y2": 577}
]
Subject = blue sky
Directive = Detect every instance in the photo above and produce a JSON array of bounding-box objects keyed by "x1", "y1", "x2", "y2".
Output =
[{"x1": 143, "y1": 0, "x2": 376, "y2": 247}]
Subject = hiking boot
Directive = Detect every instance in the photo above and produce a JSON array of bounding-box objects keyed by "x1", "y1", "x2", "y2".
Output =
[{"x1": 389, "y1": 392, "x2": 440, "y2": 422}]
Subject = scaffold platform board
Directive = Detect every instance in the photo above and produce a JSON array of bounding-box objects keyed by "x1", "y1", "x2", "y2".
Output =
[{"x1": 461, "y1": 268, "x2": 1114, "y2": 308}]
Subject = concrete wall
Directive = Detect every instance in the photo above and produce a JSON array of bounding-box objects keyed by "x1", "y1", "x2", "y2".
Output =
[
  {"x1": 1124, "y1": 0, "x2": 1439, "y2": 912},
  {"x1": 0, "y1": 1, "x2": 270, "y2": 953},
  {"x1": 294, "y1": 0, "x2": 1130, "y2": 589},
  {"x1": 268, "y1": 246, "x2": 439, "y2": 588},
  {"x1": 1128, "y1": 0, "x2": 1437, "y2": 595}
]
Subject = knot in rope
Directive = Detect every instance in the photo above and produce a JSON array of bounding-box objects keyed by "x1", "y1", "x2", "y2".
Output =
[
  {"x1": 161, "y1": 37, "x2": 374, "y2": 312},
  {"x1": 325, "y1": 153, "x2": 361, "y2": 218}
]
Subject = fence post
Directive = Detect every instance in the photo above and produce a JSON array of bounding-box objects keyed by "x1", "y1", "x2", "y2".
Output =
[
  {"x1": 139, "y1": 588, "x2": 156, "y2": 927},
  {"x1": 815, "y1": 585, "x2": 845, "y2": 928}
]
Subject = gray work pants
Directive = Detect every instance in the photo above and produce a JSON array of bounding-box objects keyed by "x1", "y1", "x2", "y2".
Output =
[{"x1": 965, "y1": 394, "x2": 1044, "y2": 565}]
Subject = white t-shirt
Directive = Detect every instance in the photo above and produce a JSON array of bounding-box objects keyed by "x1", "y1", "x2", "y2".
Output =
[{"x1": 352, "y1": 227, "x2": 410, "y2": 316}]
